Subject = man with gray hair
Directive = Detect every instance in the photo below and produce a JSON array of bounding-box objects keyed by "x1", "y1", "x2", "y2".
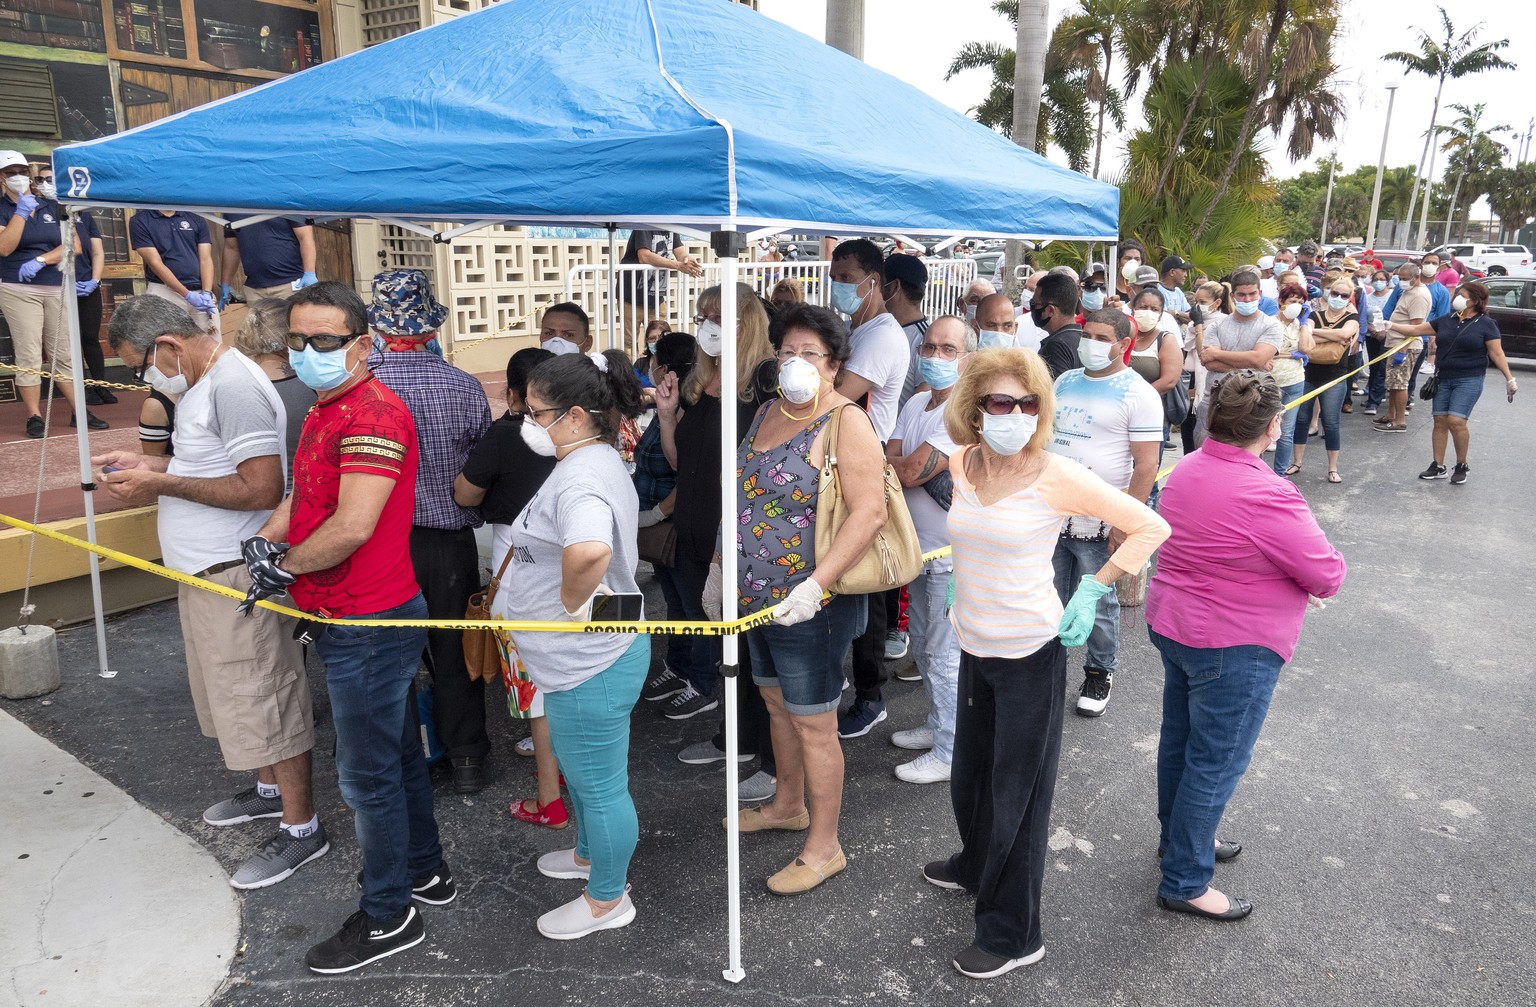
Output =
[{"x1": 92, "y1": 295, "x2": 325, "y2": 891}]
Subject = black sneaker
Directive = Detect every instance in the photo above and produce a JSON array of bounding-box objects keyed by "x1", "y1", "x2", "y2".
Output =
[
  {"x1": 355, "y1": 859, "x2": 457, "y2": 906},
  {"x1": 641, "y1": 665, "x2": 687, "y2": 703},
  {"x1": 663, "y1": 683, "x2": 718, "y2": 720},
  {"x1": 450, "y1": 756, "x2": 484, "y2": 794},
  {"x1": 305, "y1": 906, "x2": 425, "y2": 974},
  {"x1": 1075, "y1": 670, "x2": 1112, "y2": 718},
  {"x1": 836, "y1": 697, "x2": 887, "y2": 739},
  {"x1": 1418, "y1": 461, "x2": 1449, "y2": 480},
  {"x1": 922, "y1": 859, "x2": 964, "y2": 890},
  {"x1": 25, "y1": 415, "x2": 45, "y2": 439},
  {"x1": 952, "y1": 943, "x2": 1045, "y2": 979},
  {"x1": 1450, "y1": 463, "x2": 1470, "y2": 485},
  {"x1": 68, "y1": 411, "x2": 109, "y2": 430}
]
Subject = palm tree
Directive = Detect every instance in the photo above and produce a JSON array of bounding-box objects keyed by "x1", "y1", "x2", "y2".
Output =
[
  {"x1": 1435, "y1": 103, "x2": 1509, "y2": 242},
  {"x1": 1048, "y1": 0, "x2": 1134, "y2": 177},
  {"x1": 1482, "y1": 162, "x2": 1536, "y2": 241},
  {"x1": 1385, "y1": 8, "x2": 1516, "y2": 246}
]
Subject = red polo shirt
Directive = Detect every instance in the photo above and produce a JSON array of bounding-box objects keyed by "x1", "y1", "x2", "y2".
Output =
[{"x1": 287, "y1": 375, "x2": 420, "y2": 617}]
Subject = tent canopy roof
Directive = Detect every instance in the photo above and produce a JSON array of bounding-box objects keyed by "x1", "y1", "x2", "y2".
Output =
[{"x1": 54, "y1": 0, "x2": 1118, "y2": 241}]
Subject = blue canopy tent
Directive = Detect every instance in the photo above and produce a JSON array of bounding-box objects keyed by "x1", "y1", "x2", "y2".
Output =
[{"x1": 50, "y1": 0, "x2": 1119, "y2": 981}]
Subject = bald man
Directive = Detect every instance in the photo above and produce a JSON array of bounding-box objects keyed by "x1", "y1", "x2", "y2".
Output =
[{"x1": 973, "y1": 292, "x2": 1024, "y2": 352}]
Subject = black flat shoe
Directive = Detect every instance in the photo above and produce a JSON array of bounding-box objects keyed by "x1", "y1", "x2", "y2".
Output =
[
  {"x1": 451, "y1": 756, "x2": 484, "y2": 794},
  {"x1": 1157, "y1": 839, "x2": 1242, "y2": 862},
  {"x1": 1158, "y1": 894, "x2": 1253, "y2": 921},
  {"x1": 96, "y1": 389, "x2": 119, "y2": 405},
  {"x1": 69, "y1": 411, "x2": 109, "y2": 430}
]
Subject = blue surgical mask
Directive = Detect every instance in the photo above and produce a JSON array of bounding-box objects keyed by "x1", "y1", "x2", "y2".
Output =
[
  {"x1": 1326, "y1": 295, "x2": 1349, "y2": 310},
  {"x1": 1080, "y1": 289, "x2": 1106, "y2": 311},
  {"x1": 1233, "y1": 299, "x2": 1260, "y2": 317},
  {"x1": 918, "y1": 355, "x2": 959, "y2": 390},
  {"x1": 977, "y1": 329, "x2": 1013, "y2": 349},
  {"x1": 289, "y1": 344, "x2": 358, "y2": 391},
  {"x1": 1372, "y1": 280, "x2": 1387, "y2": 292},
  {"x1": 829, "y1": 279, "x2": 865, "y2": 316}
]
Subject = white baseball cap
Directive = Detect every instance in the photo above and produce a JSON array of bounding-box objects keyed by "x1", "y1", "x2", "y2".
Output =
[
  {"x1": 0, "y1": 150, "x2": 30, "y2": 171},
  {"x1": 1256, "y1": 255, "x2": 1275, "y2": 271}
]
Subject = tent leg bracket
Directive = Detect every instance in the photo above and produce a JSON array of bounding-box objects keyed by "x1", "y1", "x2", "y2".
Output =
[{"x1": 711, "y1": 230, "x2": 747, "y2": 257}]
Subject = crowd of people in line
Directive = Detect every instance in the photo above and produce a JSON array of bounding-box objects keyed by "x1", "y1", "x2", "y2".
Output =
[{"x1": 5, "y1": 152, "x2": 1521, "y2": 979}]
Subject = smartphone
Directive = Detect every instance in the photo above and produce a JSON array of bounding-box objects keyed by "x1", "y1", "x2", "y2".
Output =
[
  {"x1": 101, "y1": 466, "x2": 121, "y2": 474},
  {"x1": 588, "y1": 592, "x2": 645, "y2": 622}
]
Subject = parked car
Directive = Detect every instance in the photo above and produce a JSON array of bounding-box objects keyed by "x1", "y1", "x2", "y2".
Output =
[
  {"x1": 1480, "y1": 275, "x2": 1536, "y2": 361},
  {"x1": 1363, "y1": 249, "x2": 1422, "y2": 275},
  {"x1": 1429, "y1": 243, "x2": 1533, "y2": 277}
]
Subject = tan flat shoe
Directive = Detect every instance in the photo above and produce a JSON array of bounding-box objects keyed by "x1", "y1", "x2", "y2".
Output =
[
  {"x1": 767, "y1": 849, "x2": 847, "y2": 895},
  {"x1": 725, "y1": 806, "x2": 810, "y2": 833}
]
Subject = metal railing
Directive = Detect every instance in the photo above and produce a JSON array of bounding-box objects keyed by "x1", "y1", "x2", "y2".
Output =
[{"x1": 563, "y1": 258, "x2": 978, "y2": 355}]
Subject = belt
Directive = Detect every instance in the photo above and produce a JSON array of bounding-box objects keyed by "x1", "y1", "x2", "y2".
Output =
[{"x1": 194, "y1": 559, "x2": 243, "y2": 579}]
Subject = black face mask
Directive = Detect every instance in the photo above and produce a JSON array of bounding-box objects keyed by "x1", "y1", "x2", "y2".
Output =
[{"x1": 1029, "y1": 304, "x2": 1051, "y2": 329}]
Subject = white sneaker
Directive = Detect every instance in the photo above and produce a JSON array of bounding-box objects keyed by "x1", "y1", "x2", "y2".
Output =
[
  {"x1": 891, "y1": 726, "x2": 935, "y2": 751},
  {"x1": 537, "y1": 848, "x2": 591, "y2": 880},
  {"x1": 537, "y1": 891, "x2": 635, "y2": 940},
  {"x1": 895, "y1": 750, "x2": 951, "y2": 784}
]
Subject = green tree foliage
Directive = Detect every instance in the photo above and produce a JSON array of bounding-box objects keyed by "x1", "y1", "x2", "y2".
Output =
[
  {"x1": 1482, "y1": 162, "x2": 1536, "y2": 241},
  {"x1": 1275, "y1": 162, "x2": 1420, "y2": 245}
]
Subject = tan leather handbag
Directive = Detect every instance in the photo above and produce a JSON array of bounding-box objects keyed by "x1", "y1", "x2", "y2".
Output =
[
  {"x1": 463, "y1": 547, "x2": 515, "y2": 682},
  {"x1": 813, "y1": 406, "x2": 923, "y2": 595}
]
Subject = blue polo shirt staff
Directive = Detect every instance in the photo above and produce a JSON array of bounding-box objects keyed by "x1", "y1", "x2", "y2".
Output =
[
  {"x1": 129, "y1": 209, "x2": 219, "y2": 334},
  {"x1": 220, "y1": 215, "x2": 318, "y2": 309}
]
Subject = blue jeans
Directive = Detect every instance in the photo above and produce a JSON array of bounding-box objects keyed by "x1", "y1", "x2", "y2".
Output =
[
  {"x1": 748, "y1": 592, "x2": 865, "y2": 715},
  {"x1": 1293, "y1": 378, "x2": 1347, "y2": 452},
  {"x1": 1150, "y1": 629, "x2": 1283, "y2": 901},
  {"x1": 316, "y1": 593, "x2": 443, "y2": 920},
  {"x1": 1432, "y1": 375, "x2": 1485, "y2": 418},
  {"x1": 1051, "y1": 536, "x2": 1119, "y2": 674},
  {"x1": 905, "y1": 562, "x2": 959, "y2": 762},
  {"x1": 1272, "y1": 380, "x2": 1304, "y2": 474},
  {"x1": 542, "y1": 635, "x2": 650, "y2": 901},
  {"x1": 651, "y1": 563, "x2": 694, "y2": 676},
  {"x1": 1364, "y1": 335, "x2": 1387, "y2": 406}
]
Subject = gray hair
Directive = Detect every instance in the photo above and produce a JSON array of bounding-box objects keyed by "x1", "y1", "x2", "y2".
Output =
[
  {"x1": 106, "y1": 295, "x2": 202, "y2": 353},
  {"x1": 235, "y1": 297, "x2": 292, "y2": 357},
  {"x1": 929, "y1": 314, "x2": 976, "y2": 351}
]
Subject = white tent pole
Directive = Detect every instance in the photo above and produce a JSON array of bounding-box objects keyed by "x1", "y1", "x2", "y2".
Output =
[
  {"x1": 58, "y1": 210, "x2": 112, "y2": 678},
  {"x1": 606, "y1": 225, "x2": 618, "y2": 352},
  {"x1": 715, "y1": 228, "x2": 745, "y2": 984}
]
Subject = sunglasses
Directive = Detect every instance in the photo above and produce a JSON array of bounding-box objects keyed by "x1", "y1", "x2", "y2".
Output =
[
  {"x1": 286, "y1": 331, "x2": 366, "y2": 353},
  {"x1": 980, "y1": 393, "x2": 1040, "y2": 416},
  {"x1": 1083, "y1": 283, "x2": 1106, "y2": 292}
]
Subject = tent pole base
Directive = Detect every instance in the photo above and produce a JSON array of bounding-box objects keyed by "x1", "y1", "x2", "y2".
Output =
[{"x1": 722, "y1": 968, "x2": 745, "y2": 984}]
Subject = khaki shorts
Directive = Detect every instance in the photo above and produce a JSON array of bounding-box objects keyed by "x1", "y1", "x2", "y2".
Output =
[
  {"x1": 146, "y1": 281, "x2": 222, "y2": 337},
  {"x1": 0, "y1": 282, "x2": 69, "y2": 387},
  {"x1": 244, "y1": 281, "x2": 297, "y2": 301},
  {"x1": 178, "y1": 564, "x2": 313, "y2": 771},
  {"x1": 1385, "y1": 341, "x2": 1421, "y2": 392}
]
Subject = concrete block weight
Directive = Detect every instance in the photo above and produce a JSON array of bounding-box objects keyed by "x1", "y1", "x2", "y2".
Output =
[{"x1": 0, "y1": 625, "x2": 61, "y2": 699}]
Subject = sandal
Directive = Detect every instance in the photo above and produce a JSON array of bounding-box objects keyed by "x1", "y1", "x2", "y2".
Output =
[
  {"x1": 766, "y1": 848, "x2": 847, "y2": 895},
  {"x1": 511, "y1": 796, "x2": 570, "y2": 829},
  {"x1": 1283, "y1": 464, "x2": 1302, "y2": 477},
  {"x1": 1327, "y1": 470, "x2": 1342, "y2": 484}
]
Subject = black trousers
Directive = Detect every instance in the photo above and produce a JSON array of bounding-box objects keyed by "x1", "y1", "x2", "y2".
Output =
[
  {"x1": 946, "y1": 640, "x2": 1067, "y2": 959},
  {"x1": 849, "y1": 587, "x2": 894, "y2": 703},
  {"x1": 409, "y1": 526, "x2": 488, "y2": 760},
  {"x1": 76, "y1": 289, "x2": 105, "y2": 382},
  {"x1": 710, "y1": 659, "x2": 775, "y2": 777}
]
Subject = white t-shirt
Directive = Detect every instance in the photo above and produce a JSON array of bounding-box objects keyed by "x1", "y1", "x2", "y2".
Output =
[
  {"x1": 159, "y1": 350, "x2": 286, "y2": 574},
  {"x1": 1259, "y1": 276, "x2": 1279, "y2": 300},
  {"x1": 845, "y1": 311, "x2": 910, "y2": 441},
  {"x1": 889, "y1": 391, "x2": 958, "y2": 565},
  {"x1": 1049, "y1": 367, "x2": 1163, "y2": 536},
  {"x1": 1011, "y1": 311, "x2": 1045, "y2": 353}
]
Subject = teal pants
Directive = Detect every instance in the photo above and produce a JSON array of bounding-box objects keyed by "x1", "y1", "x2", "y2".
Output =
[{"x1": 542, "y1": 635, "x2": 650, "y2": 900}]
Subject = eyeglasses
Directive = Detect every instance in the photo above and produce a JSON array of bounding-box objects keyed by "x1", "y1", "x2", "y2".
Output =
[
  {"x1": 776, "y1": 348, "x2": 827, "y2": 364},
  {"x1": 980, "y1": 393, "x2": 1040, "y2": 416},
  {"x1": 37, "y1": 175, "x2": 53, "y2": 183},
  {"x1": 1082, "y1": 283, "x2": 1106, "y2": 292},
  {"x1": 133, "y1": 344, "x2": 160, "y2": 381},
  {"x1": 1, "y1": 167, "x2": 30, "y2": 177},
  {"x1": 917, "y1": 343, "x2": 962, "y2": 359},
  {"x1": 286, "y1": 331, "x2": 365, "y2": 353},
  {"x1": 693, "y1": 314, "x2": 723, "y2": 326}
]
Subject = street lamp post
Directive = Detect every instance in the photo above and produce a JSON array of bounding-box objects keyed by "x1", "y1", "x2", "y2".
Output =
[
  {"x1": 1320, "y1": 155, "x2": 1338, "y2": 245},
  {"x1": 1366, "y1": 82, "x2": 1399, "y2": 250}
]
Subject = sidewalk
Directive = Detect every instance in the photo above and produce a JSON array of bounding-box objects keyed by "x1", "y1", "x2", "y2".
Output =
[{"x1": 0, "y1": 709, "x2": 238, "y2": 1007}]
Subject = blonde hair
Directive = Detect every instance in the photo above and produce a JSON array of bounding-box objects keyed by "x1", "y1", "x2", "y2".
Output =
[
  {"x1": 771, "y1": 277, "x2": 805, "y2": 304},
  {"x1": 234, "y1": 297, "x2": 292, "y2": 358},
  {"x1": 944, "y1": 347, "x2": 1055, "y2": 453},
  {"x1": 684, "y1": 282, "x2": 773, "y2": 405}
]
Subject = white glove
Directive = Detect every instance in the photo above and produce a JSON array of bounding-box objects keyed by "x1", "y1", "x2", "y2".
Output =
[
  {"x1": 702, "y1": 562, "x2": 723, "y2": 622},
  {"x1": 1508, "y1": 377, "x2": 1518, "y2": 403},
  {"x1": 637, "y1": 504, "x2": 665, "y2": 528},
  {"x1": 771, "y1": 578, "x2": 825, "y2": 627}
]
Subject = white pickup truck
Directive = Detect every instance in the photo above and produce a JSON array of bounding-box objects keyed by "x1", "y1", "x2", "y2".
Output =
[{"x1": 1430, "y1": 243, "x2": 1534, "y2": 277}]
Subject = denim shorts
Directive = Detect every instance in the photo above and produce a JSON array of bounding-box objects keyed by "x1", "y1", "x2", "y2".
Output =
[
  {"x1": 746, "y1": 592, "x2": 866, "y2": 715},
  {"x1": 1431, "y1": 375, "x2": 1484, "y2": 418}
]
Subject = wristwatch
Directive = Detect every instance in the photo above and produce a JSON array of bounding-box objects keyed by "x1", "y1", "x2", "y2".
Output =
[{"x1": 34, "y1": 256, "x2": 45, "y2": 265}]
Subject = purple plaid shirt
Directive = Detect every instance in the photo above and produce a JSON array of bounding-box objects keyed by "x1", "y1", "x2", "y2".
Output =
[{"x1": 370, "y1": 348, "x2": 491, "y2": 530}]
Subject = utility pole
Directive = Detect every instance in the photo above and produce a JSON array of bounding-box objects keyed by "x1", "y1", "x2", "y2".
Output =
[
  {"x1": 1319, "y1": 155, "x2": 1338, "y2": 245},
  {"x1": 825, "y1": 0, "x2": 864, "y2": 59},
  {"x1": 1366, "y1": 83, "x2": 1399, "y2": 250}
]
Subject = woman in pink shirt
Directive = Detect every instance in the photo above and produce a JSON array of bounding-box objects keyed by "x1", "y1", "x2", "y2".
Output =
[
  {"x1": 1146, "y1": 370, "x2": 1346, "y2": 922},
  {"x1": 923, "y1": 348, "x2": 1169, "y2": 980}
]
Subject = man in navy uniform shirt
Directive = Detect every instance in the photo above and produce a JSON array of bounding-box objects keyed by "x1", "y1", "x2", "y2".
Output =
[
  {"x1": 130, "y1": 209, "x2": 219, "y2": 335},
  {"x1": 220, "y1": 215, "x2": 319, "y2": 309}
]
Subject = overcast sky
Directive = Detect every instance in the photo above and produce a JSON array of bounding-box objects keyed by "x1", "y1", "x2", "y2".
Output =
[{"x1": 757, "y1": 0, "x2": 1532, "y2": 210}]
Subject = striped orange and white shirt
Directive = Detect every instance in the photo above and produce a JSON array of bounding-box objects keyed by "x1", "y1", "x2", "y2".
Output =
[{"x1": 947, "y1": 448, "x2": 1169, "y2": 659}]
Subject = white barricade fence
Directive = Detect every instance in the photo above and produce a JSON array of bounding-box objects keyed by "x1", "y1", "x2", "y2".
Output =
[{"x1": 564, "y1": 257, "x2": 978, "y2": 355}]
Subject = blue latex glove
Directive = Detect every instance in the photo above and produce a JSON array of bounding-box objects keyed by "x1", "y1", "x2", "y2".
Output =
[
  {"x1": 218, "y1": 283, "x2": 232, "y2": 310},
  {"x1": 75, "y1": 279, "x2": 98, "y2": 297},
  {"x1": 299, "y1": 271, "x2": 318, "y2": 288},
  {"x1": 1297, "y1": 303, "x2": 1312, "y2": 325},
  {"x1": 1290, "y1": 350, "x2": 1309, "y2": 366},
  {"x1": 17, "y1": 258, "x2": 44, "y2": 282},
  {"x1": 1392, "y1": 351, "x2": 1407, "y2": 366},
  {"x1": 14, "y1": 193, "x2": 38, "y2": 219},
  {"x1": 185, "y1": 289, "x2": 216, "y2": 316},
  {"x1": 1058, "y1": 575, "x2": 1114, "y2": 647}
]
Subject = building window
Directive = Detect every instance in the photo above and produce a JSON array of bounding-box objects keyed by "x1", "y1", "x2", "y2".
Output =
[{"x1": 0, "y1": 58, "x2": 61, "y2": 138}]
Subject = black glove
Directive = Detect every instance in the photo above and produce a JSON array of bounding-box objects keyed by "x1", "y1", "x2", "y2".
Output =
[
  {"x1": 1189, "y1": 304, "x2": 1203, "y2": 326},
  {"x1": 237, "y1": 579, "x2": 285, "y2": 617},
  {"x1": 240, "y1": 535, "x2": 296, "y2": 599}
]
